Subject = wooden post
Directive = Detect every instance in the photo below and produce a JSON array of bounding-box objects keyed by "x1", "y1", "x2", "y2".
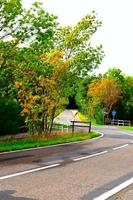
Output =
[
  {"x1": 89, "y1": 121, "x2": 91, "y2": 133},
  {"x1": 72, "y1": 121, "x2": 74, "y2": 133}
]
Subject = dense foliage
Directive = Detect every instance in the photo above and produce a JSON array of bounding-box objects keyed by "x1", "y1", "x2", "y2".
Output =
[
  {"x1": 0, "y1": 0, "x2": 104, "y2": 135},
  {"x1": 79, "y1": 68, "x2": 133, "y2": 124},
  {"x1": 0, "y1": 98, "x2": 22, "y2": 135},
  {"x1": 0, "y1": 1, "x2": 132, "y2": 135}
]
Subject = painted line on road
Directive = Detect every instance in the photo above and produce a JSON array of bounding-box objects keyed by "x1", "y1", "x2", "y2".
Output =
[
  {"x1": 73, "y1": 151, "x2": 108, "y2": 162},
  {"x1": 126, "y1": 133, "x2": 133, "y2": 137},
  {"x1": 0, "y1": 132, "x2": 104, "y2": 155},
  {"x1": 94, "y1": 177, "x2": 133, "y2": 200},
  {"x1": 113, "y1": 144, "x2": 129, "y2": 150},
  {"x1": 0, "y1": 163, "x2": 60, "y2": 180}
]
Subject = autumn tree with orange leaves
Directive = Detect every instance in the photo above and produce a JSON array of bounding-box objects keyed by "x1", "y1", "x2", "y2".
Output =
[
  {"x1": 0, "y1": 1, "x2": 104, "y2": 135},
  {"x1": 88, "y1": 78, "x2": 121, "y2": 120},
  {"x1": 15, "y1": 50, "x2": 70, "y2": 135},
  {"x1": 12, "y1": 8, "x2": 104, "y2": 135}
]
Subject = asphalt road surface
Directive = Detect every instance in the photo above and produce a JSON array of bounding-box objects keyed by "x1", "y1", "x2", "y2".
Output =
[{"x1": 0, "y1": 125, "x2": 133, "y2": 200}]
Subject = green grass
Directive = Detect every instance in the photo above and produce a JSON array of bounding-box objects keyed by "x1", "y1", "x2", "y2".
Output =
[
  {"x1": 78, "y1": 112, "x2": 103, "y2": 126},
  {"x1": 120, "y1": 126, "x2": 133, "y2": 131},
  {"x1": 0, "y1": 132, "x2": 100, "y2": 152}
]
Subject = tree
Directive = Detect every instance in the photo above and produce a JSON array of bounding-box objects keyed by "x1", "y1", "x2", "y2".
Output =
[
  {"x1": 0, "y1": 1, "x2": 104, "y2": 135},
  {"x1": 75, "y1": 75, "x2": 101, "y2": 113},
  {"x1": 104, "y1": 68, "x2": 133, "y2": 120},
  {"x1": 88, "y1": 78, "x2": 121, "y2": 117},
  {"x1": 0, "y1": 1, "x2": 59, "y2": 135},
  {"x1": 0, "y1": 0, "x2": 57, "y2": 44},
  {"x1": 0, "y1": 1, "x2": 58, "y2": 97},
  {"x1": 104, "y1": 68, "x2": 125, "y2": 89},
  {"x1": 0, "y1": 97, "x2": 22, "y2": 135},
  {"x1": 116, "y1": 76, "x2": 133, "y2": 120},
  {"x1": 56, "y1": 11, "x2": 104, "y2": 77},
  {"x1": 0, "y1": 0, "x2": 23, "y2": 40},
  {"x1": 55, "y1": 12, "x2": 104, "y2": 112},
  {"x1": 14, "y1": 10, "x2": 104, "y2": 135},
  {"x1": 124, "y1": 76, "x2": 133, "y2": 120},
  {"x1": 14, "y1": 50, "x2": 70, "y2": 135}
]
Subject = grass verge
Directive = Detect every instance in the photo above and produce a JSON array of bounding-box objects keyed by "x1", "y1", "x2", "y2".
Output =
[
  {"x1": 0, "y1": 132, "x2": 100, "y2": 152},
  {"x1": 120, "y1": 126, "x2": 133, "y2": 131}
]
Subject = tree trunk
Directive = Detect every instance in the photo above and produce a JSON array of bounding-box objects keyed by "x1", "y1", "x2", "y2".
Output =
[{"x1": 49, "y1": 107, "x2": 56, "y2": 135}]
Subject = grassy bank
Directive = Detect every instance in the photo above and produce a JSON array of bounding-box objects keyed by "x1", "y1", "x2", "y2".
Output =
[
  {"x1": 78, "y1": 112, "x2": 103, "y2": 126},
  {"x1": 120, "y1": 126, "x2": 133, "y2": 131},
  {"x1": 78, "y1": 112, "x2": 89, "y2": 122},
  {"x1": 0, "y1": 132, "x2": 100, "y2": 152}
]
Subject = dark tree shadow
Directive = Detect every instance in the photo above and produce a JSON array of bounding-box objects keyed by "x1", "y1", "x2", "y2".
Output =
[{"x1": 0, "y1": 190, "x2": 37, "y2": 200}]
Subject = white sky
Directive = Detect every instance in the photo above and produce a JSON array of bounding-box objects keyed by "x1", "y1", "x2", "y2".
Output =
[{"x1": 23, "y1": 0, "x2": 133, "y2": 76}]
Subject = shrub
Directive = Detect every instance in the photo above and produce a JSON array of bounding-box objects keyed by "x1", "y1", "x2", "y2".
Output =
[
  {"x1": 0, "y1": 98, "x2": 22, "y2": 135},
  {"x1": 95, "y1": 107, "x2": 104, "y2": 125}
]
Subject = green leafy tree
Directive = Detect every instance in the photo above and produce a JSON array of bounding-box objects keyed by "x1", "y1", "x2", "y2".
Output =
[
  {"x1": 0, "y1": 0, "x2": 58, "y2": 97},
  {"x1": 104, "y1": 68, "x2": 133, "y2": 120},
  {"x1": 0, "y1": 1, "x2": 58, "y2": 135},
  {"x1": 116, "y1": 76, "x2": 133, "y2": 120},
  {"x1": 56, "y1": 12, "x2": 104, "y2": 77},
  {"x1": 56, "y1": 12, "x2": 104, "y2": 111},
  {"x1": 0, "y1": 1, "x2": 104, "y2": 135},
  {"x1": 104, "y1": 68, "x2": 125, "y2": 89},
  {"x1": 0, "y1": 0, "x2": 57, "y2": 44},
  {"x1": 0, "y1": 98, "x2": 22, "y2": 135}
]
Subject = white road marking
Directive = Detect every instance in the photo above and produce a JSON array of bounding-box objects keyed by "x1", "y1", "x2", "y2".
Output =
[
  {"x1": 126, "y1": 133, "x2": 133, "y2": 137},
  {"x1": 73, "y1": 151, "x2": 108, "y2": 162},
  {"x1": 113, "y1": 144, "x2": 129, "y2": 150},
  {"x1": 0, "y1": 133, "x2": 104, "y2": 155},
  {"x1": 94, "y1": 177, "x2": 133, "y2": 200},
  {"x1": 0, "y1": 163, "x2": 60, "y2": 180}
]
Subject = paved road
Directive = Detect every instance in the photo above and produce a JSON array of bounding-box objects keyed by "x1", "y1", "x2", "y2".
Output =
[
  {"x1": 54, "y1": 109, "x2": 80, "y2": 125},
  {"x1": 0, "y1": 126, "x2": 133, "y2": 200}
]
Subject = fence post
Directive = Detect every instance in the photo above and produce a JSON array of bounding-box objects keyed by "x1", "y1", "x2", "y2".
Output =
[
  {"x1": 71, "y1": 121, "x2": 75, "y2": 133},
  {"x1": 89, "y1": 121, "x2": 91, "y2": 133}
]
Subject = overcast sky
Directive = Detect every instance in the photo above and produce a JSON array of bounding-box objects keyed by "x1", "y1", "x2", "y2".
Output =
[{"x1": 23, "y1": 0, "x2": 133, "y2": 76}]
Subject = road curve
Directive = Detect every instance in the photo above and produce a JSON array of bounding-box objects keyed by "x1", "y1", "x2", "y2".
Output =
[{"x1": 0, "y1": 125, "x2": 133, "y2": 200}]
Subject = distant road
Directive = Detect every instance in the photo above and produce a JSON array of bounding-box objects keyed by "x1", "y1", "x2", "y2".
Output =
[{"x1": 54, "y1": 109, "x2": 80, "y2": 125}]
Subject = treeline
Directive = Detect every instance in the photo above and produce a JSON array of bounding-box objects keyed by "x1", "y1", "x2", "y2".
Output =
[
  {"x1": 0, "y1": 1, "x2": 132, "y2": 136},
  {"x1": 75, "y1": 68, "x2": 133, "y2": 124},
  {"x1": 0, "y1": 0, "x2": 103, "y2": 135}
]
